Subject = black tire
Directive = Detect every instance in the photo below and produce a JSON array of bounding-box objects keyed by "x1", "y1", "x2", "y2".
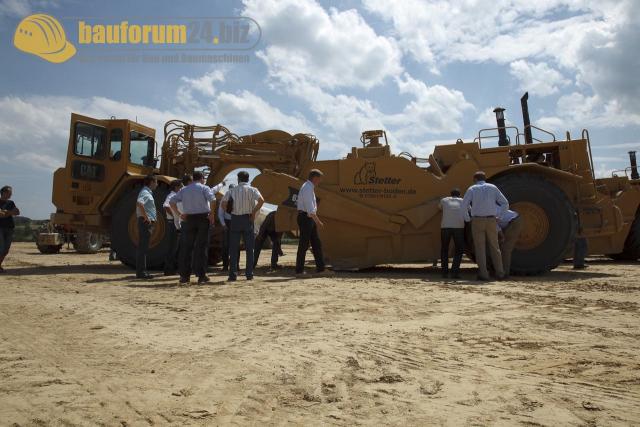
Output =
[
  {"x1": 73, "y1": 231, "x2": 103, "y2": 254},
  {"x1": 490, "y1": 173, "x2": 577, "y2": 275},
  {"x1": 110, "y1": 184, "x2": 171, "y2": 270},
  {"x1": 37, "y1": 243, "x2": 62, "y2": 254},
  {"x1": 35, "y1": 223, "x2": 63, "y2": 254},
  {"x1": 608, "y1": 211, "x2": 640, "y2": 261}
]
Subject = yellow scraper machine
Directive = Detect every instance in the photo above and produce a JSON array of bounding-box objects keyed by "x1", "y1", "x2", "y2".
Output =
[{"x1": 40, "y1": 93, "x2": 640, "y2": 274}]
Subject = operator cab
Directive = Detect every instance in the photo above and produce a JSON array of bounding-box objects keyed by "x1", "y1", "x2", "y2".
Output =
[{"x1": 52, "y1": 113, "x2": 157, "y2": 226}]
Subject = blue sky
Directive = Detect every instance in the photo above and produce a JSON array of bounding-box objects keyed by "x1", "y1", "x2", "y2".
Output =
[{"x1": 1, "y1": 0, "x2": 639, "y2": 218}]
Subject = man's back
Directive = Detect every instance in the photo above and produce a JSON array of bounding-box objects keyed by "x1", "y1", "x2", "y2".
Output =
[
  {"x1": 224, "y1": 182, "x2": 261, "y2": 215},
  {"x1": 462, "y1": 181, "x2": 508, "y2": 219},
  {"x1": 440, "y1": 196, "x2": 464, "y2": 228},
  {"x1": 174, "y1": 182, "x2": 213, "y2": 214}
]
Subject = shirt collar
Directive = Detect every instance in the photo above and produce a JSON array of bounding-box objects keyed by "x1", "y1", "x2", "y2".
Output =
[{"x1": 238, "y1": 182, "x2": 249, "y2": 186}]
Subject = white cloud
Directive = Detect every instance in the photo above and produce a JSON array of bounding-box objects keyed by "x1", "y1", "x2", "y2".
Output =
[
  {"x1": 0, "y1": 0, "x2": 31, "y2": 17},
  {"x1": 180, "y1": 69, "x2": 225, "y2": 98},
  {"x1": 509, "y1": 60, "x2": 570, "y2": 96},
  {"x1": 243, "y1": 0, "x2": 402, "y2": 89}
]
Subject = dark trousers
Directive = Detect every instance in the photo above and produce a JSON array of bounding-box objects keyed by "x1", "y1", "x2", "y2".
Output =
[
  {"x1": 179, "y1": 214, "x2": 209, "y2": 280},
  {"x1": 441, "y1": 227, "x2": 464, "y2": 275},
  {"x1": 221, "y1": 224, "x2": 239, "y2": 270},
  {"x1": 573, "y1": 237, "x2": 588, "y2": 268},
  {"x1": 296, "y1": 212, "x2": 325, "y2": 273},
  {"x1": 255, "y1": 229, "x2": 282, "y2": 269},
  {"x1": 136, "y1": 217, "x2": 152, "y2": 275},
  {"x1": 229, "y1": 214, "x2": 254, "y2": 279},
  {"x1": 0, "y1": 227, "x2": 14, "y2": 258},
  {"x1": 163, "y1": 219, "x2": 179, "y2": 274}
]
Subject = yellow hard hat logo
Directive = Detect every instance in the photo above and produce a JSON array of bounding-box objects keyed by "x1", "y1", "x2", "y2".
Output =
[{"x1": 14, "y1": 14, "x2": 76, "y2": 63}]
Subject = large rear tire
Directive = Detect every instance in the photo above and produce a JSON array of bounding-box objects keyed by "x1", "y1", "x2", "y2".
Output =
[
  {"x1": 73, "y1": 231, "x2": 103, "y2": 254},
  {"x1": 491, "y1": 173, "x2": 577, "y2": 275},
  {"x1": 110, "y1": 184, "x2": 171, "y2": 270},
  {"x1": 608, "y1": 211, "x2": 640, "y2": 261}
]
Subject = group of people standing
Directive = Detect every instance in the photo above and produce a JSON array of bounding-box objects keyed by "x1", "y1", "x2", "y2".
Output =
[
  {"x1": 438, "y1": 171, "x2": 523, "y2": 280},
  {"x1": 135, "y1": 168, "x2": 329, "y2": 284}
]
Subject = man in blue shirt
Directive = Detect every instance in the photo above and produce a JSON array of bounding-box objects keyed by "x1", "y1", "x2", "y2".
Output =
[
  {"x1": 170, "y1": 170, "x2": 216, "y2": 284},
  {"x1": 461, "y1": 171, "x2": 509, "y2": 280},
  {"x1": 136, "y1": 175, "x2": 158, "y2": 279},
  {"x1": 497, "y1": 209, "x2": 523, "y2": 277}
]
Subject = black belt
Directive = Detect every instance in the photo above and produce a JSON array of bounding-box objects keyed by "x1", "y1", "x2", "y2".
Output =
[
  {"x1": 472, "y1": 215, "x2": 495, "y2": 218},
  {"x1": 186, "y1": 213, "x2": 209, "y2": 218}
]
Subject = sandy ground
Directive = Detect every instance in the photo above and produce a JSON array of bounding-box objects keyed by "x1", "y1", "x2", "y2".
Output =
[{"x1": 0, "y1": 242, "x2": 639, "y2": 426}]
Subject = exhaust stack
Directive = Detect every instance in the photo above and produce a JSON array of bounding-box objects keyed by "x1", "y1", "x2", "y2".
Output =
[
  {"x1": 521, "y1": 92, "x2": 533, "y2": 144},
  {"x1": 630, "y1": 151, "x2": 639, "y2": 180},
  {"x1": 493, "y1": 107, "x2": 508, "y2": 146}
]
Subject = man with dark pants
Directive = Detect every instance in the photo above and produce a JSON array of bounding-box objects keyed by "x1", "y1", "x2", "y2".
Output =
[
  {"x1": 438, "y1": 188, "x2": 465, "y2": 278},
  {"x1": 222, "y1": 171, "x2": 264, "y2": 282},
  {"x1": 254, "y1": 210, "x2": 283, "y2": 270},
  {"x1": 163, "y1": 179, "x2": 183, "y2": 275},
  {"x1": 136, "y1": 175, "x2": 158, "y2": 279},
  {"x1": 0, "y1": 185, "x2": 20, "y2": 273},
  {"x1": 296, "y1": 169, "x2": 329, "y2": 277},
  {"x1": 218, "y1": 184, "x2": 239, "y2": 272},
  {"x1": 170, "y1": 171, "x2": 215, "y2": 285}
]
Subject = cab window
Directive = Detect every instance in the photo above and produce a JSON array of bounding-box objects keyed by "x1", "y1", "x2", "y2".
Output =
[
  {"x1": 130, "y1": 131, "x2": 155, "y2": 167},
  {"x1": 74, "y1": 122, "x2": 106, "y2": 158},
  {"x1": 110, "y1": 128, "x2": 123, "y2": 161}
]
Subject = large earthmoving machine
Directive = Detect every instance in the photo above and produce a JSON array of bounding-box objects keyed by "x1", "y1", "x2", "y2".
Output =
[
  {"x1": 42, "y1": 93, "x2": 640, "y2": 274},
  {"x1": 256, "y1": 93, "x2": 640, "y2": 274},
  {"x1": 39, "y1": 113, "x2": 318, "y2": 268}
]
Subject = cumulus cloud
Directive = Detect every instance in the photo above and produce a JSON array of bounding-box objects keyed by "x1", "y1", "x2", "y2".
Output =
[
  {"x1": 243, "y1": 0, "x2": 402, "y2": 89},
  {"x1": 509, "y1": 60, "x2": 570, "y2": 96}
]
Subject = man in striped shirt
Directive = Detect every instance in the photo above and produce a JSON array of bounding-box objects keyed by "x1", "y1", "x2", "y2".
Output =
[{"x1": 221, "y1": 171, "x2": 264, "y2": 282}]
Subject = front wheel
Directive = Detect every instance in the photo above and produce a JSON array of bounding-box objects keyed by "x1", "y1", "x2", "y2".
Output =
[
  {"x1": 73, "y1": 231, "x2": 103, "y2": 254},
  {"x1": 491, "y1": 173, "x2": 577, "y2": 275},
  {"x1": 110, "y1": 184, "x2": 170, "y2": 270}
]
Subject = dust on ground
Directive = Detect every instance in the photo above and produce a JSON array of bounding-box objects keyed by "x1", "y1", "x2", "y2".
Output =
[{"x1": 0, "y1": 242, "x2": 639, "y2": 426}]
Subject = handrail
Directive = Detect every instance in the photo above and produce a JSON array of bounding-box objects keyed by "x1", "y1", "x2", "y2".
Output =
[
  {"x1": 526, "y1": 124, "x2": 556, "y2": 142},
  {"x1": 475, "y1": 126, "x2": 520, "y2": 148},
  {"x1": 581, "y1": 129, "x2": 595, "y2": 180},
  {"x1": 611, "y1": 167, "x2": 633, "y2": 178}
]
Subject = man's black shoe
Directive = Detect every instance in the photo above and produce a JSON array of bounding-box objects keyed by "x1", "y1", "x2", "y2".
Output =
[
  {"x1": 198, "y1": 275, "x2": 210, "y2": 284},
  {"x1": 246, "y1": 276, "x2": 254, "y2": 281},
  {"x1": 136, "y1": 273, "x2": 152, "y2": 280},
  {"x1": 227, "y1": 276, "x2": 237, "y2": 282}
]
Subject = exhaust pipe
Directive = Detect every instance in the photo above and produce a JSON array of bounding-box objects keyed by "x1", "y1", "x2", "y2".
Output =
[
  {"x1": 493, "y1": 107, "x2": 508, "y2": 146},
  {"x1": 521, "y1": 92, "x2": 533, "y2": 144},
  {"x1": 630, "y1": 151, "x2": 639, "y2": 180}
]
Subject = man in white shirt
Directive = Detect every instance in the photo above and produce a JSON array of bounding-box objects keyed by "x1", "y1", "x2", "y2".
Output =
[
  {"x1": 162, "y1": 179, "x2": 183, "y2": 276},
  {"x1": 438, "y1": 188, "x2": 465, "y2": 279},
  {"x1": 135, "y1": 175, "x2": 158, "y2": 279},
  {"x1": 461, "y1": 171, "x2": 509, "y2": 280},
  {"x1": 497, "y1": 209, "x2": 523, "y2": 277},
  {"x1": 221, "y1": 171, "x2": 264, "y2": 281},
  {"x1": 296, "y1": 169, "x2": 327, "y2": 276}
]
